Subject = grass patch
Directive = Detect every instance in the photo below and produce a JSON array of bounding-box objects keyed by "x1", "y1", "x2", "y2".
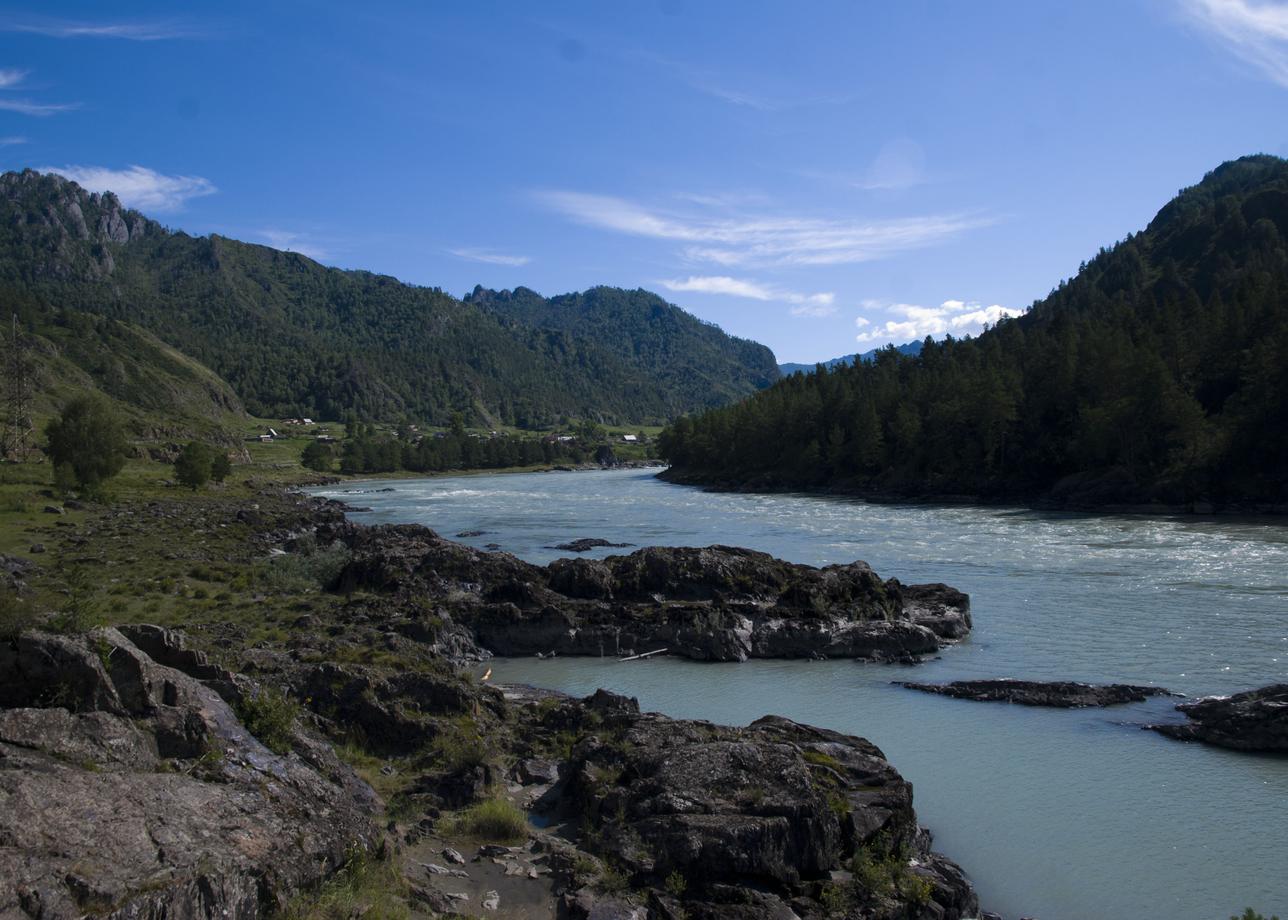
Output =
[
  {"x1": 446, "y1": 797, "x2": 528, "y2": 843},
  {"x1": 279, "y1": 849, "x2": 409, "y2": 920}
]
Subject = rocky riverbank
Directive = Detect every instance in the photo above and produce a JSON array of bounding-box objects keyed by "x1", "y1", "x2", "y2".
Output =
[{"x1": 0, "y1": 486, "x2": 995, "y2": 919}]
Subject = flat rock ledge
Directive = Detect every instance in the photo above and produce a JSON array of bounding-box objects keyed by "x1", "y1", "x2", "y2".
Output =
[
  {"x1": 897, "y1": 678, "x2": 1175, "y2": 708},
  {"x1": 327, "y1": 521, "x2": 973, "y2": 663},
  {"x1": 0, "y1": 628, "x2": 381, "y2": 920},
  {"x1": 1148, "y1": 683, "x2": 1288, "y2": 752}
]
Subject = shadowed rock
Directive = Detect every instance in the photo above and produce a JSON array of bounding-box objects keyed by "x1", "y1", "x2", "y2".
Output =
[
  {"x1": 536, "y1": 690, "x2": 979, "y2": 920},
  {"x1": 897, "y1": 678, "x2": 1174, "y2": 707},
  {"x1": 330, "y1": 524, "x2": 971, "y2": 663}
]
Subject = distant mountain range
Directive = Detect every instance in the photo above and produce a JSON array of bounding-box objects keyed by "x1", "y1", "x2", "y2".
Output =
[
  {"x1": 0, "y1": 170, "x2": 778, "y2": 433},
  {"x1": 778, "y1": 340, "x2": 923, "y2": 376}
]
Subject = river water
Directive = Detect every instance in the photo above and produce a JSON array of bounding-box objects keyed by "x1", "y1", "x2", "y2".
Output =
[{"x1": 310, "y1": 468, "x2": 1288, "y2": 920}]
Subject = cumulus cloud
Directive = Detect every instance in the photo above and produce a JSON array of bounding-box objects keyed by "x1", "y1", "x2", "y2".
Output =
[
  {"x1": 447, "y1": 247, "x2": 532, "y2": 267},
  {"x1": 1180, "y1": 0, "x2": 1288, "y2": 86},
  {"x1": 660, "y1": 275, "x2": 836, "y2": 316},
  {"x1": 258, "y1": 229, "x2": 328, "y2": 261},
  {"x1": 854, "y1": 299, "x2": 1017, "y2": 344},
  {"x1": 537, "y1": 190, "x2": 991, "y2": 268},
  {"x1": 42, "y1": 165, "x2": 216, "y2": 212}
]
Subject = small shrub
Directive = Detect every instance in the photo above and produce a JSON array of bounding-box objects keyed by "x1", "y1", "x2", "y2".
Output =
[
  {"x1": 1233, "y1": 911, "x2": 1280, "y2": 920},
  {"x1": 596, "y1": 864, "x2": 630, "y2": 895},
  {"x1": 428, "y1": 721, "x2": 487, "y2": 772},
  {"x1": 664, "y1": 870, "x2": 688, "y2": 897},
  {"x1": 49, "y1": 564, "x2": 103, "y2": 634},
  {"x1": 448, "y1": 798, "x2": 528, "y2": 843},
  {"x1": 0, "y1": 589, "x2": 38, "y2": 641},
  {"x1": 237, "y1": 685, "x2": 300, "y2": 754}
]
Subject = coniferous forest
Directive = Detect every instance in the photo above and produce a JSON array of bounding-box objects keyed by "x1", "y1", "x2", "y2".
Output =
[{"x1": 659, "y1": 156, "x2": 1288, "y2": 507}]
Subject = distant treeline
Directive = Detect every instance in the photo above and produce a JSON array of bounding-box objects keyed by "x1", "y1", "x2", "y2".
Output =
[
  {"x1": 660, "y1": 156, "x2": 1288, "y2": 507},
  {"x1": 327, "y1": 424, "x2": 643, "y2": 475}
]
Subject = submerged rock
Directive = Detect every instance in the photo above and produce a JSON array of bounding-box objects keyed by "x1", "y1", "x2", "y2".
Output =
[
  {"x1": 897, "y1": 678, "x2": 1174, "y2": 707},
  {"x1": 545, "y1": 537, "x2": 635, "y2": 552},
  {"x1": 1149, "y1": 683, "x2": 1288, "y2": 751}
]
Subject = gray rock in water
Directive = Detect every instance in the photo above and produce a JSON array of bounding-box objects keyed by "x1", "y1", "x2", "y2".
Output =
[
  {"x1": 545, "y1": 537, "x2": 634, "y2": 552},
  {"x1": 896, "y1": 678, "x2": 1175, "y2": 707},
  {"x1": 1149, "y1": 683, "x2": 1288, "y2": 751}
]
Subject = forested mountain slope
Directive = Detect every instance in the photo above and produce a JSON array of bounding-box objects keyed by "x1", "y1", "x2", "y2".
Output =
[
  {"x1": 465, "y1": 285, "x2": 779, "y2": 408},
  {"x1": 0, "y1": 170, "x2": 775, "y2": 427},
  {"x1": 660, "y1": 155, "x2": 1288, "y2": 508}
]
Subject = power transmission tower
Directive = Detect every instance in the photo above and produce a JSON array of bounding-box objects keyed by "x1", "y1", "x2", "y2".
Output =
[{"x1": 2, "y1": 313, "x2": 34, "y2": 462}]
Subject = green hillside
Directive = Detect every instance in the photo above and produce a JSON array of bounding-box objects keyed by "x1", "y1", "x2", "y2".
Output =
[
  {"x1": 465, "y1": 285, "x2": 779, "y2": 409},
  {"x1": 0, "y1": 170, "x2": 777, "y2": 429},
  {"x1": 660, "y1": 155, "x2": 1288, "y2": 508}
]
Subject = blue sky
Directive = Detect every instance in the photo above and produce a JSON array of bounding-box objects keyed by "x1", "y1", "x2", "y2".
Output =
[{"x1": 2, "y1": 1, "x2": 1287, "y2": 364}]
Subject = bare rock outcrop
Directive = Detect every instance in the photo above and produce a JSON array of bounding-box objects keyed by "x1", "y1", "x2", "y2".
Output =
[
  {"x1": 529, "y1": 690, "x2": 979, "y2": 920},
  {"x1": 330, "y1": 523, "x2": 971, "y2": 663},
  {"x1": 0, "y1": 628, "x2": 381, "y2": 919}
]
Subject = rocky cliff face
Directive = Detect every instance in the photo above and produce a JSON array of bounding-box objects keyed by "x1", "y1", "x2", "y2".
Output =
[
  {"x1": 327, "y1": 522, "x2": 971, "y2": 663},
  {"x1": 0, "y1": 170, "x2": 155, "y2": 282},
  {"x1": 0, "y1": 627, "x2": 381, "y2": 919}
]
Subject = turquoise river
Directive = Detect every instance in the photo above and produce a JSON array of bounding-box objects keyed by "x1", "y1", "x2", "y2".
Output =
[{"x1": 310, "y1": 468, "x2": 1288, "y2": 920}]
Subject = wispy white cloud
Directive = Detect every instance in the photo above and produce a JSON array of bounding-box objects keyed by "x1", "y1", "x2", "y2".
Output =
[
  {"x1": 0, "y1": 68, "x2": 27, "y2": 88},
  {"x1": 0, "y1": 98, "x2": 77, "y2": 116},
  {"x1": 789, "y1": 302, "x2": 839, "y2": 318},
  {"x1": 1180, "y1": 0, "x2": 1288, "y2": 87},
  {"x1": 447, "y1": 247, "x2": 532, "y2": 267},
  {"x1": 854, "y1": 298, "x2": 1018, "y2": 344},
  {"x1": 4, "y1": 19, "x2": 200, "y2": 41},
  {"x1": 42, "y1": 165, "x2": 216, "y2": 212},
  {"x1": 660, "y1": 275, "x2": 836, "y2": 316},
  {"x1": 538, "y1": 190, "x2": 990, "y2": 268},
  {"x1": 257, "y1": 229, "x2": 328, "y2": 261},
  {"x1": 0, "y1": 135, "x2": 28, "y2": 146}
]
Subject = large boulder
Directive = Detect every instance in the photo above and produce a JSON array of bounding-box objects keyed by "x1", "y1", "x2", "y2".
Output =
[
  {"x1": 0, "y1": 628, "x2": 381, "y2": 919},
  {"x1": 536, "y1": 691, "x2": 979, "y2": 920}
]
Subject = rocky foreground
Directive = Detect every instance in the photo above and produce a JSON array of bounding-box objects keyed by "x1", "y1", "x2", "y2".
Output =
[
  {"x1": 0, "y1": 626, "x2": 380, "y2": 918},
  {"x1": 325, "y1": 515, "x2": 972, "y2": 663},
  {"x1": 1149, "y1": 684, "x2": 1288, "y2": 752},
  {"x1": 897, "y1": 679, "x2": 1175, "y2": 708},
  {"x1": 0, "y1": 488, "x2": 992, "y2": 919},
  {"x1": 0, "y1": 625, "x2": 984, "y2": 920}
]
